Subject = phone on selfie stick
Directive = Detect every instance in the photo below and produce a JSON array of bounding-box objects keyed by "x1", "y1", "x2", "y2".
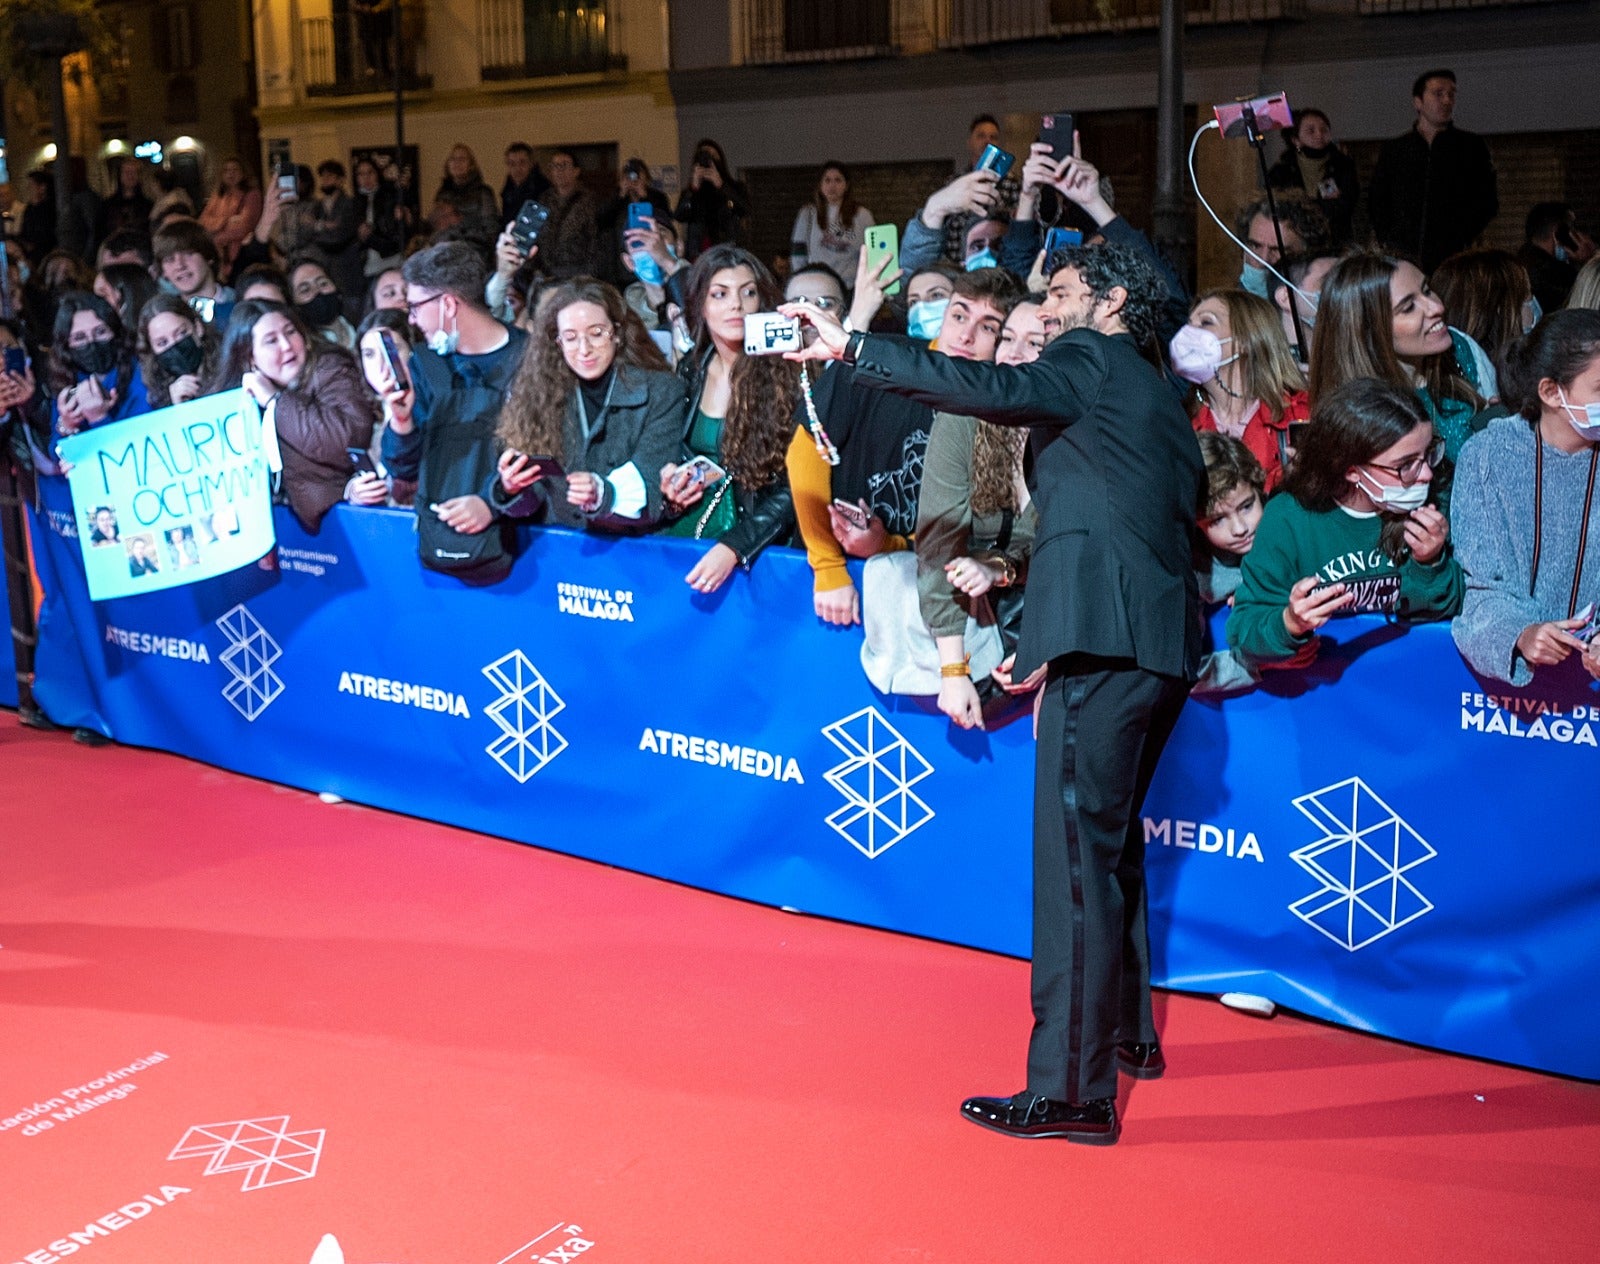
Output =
[{"x1": 1214, "y1": 91, "x2": 1306, "y2": 362}]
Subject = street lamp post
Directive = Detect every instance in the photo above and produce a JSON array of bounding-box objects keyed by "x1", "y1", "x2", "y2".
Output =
[
  {"x1": 14, "y1": 11, "x2": 85, "y2": 246},
  {"x1": 1152, "y1": 0, "x2": 1190, "y2": 283}
]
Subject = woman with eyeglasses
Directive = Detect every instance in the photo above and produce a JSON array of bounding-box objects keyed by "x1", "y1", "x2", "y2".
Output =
[
  {"x1": 1452, "y1": 309, "x2": 1600, "y2": 684},
  {"x1": 206, "y1": 299, "x2": 377, "y2": 531},
  {"x1": 48, "y1": 292, "x2": 151, "y2": 450},
  {"x1": 1309, "y1": 251, "x2": 1496, "y2": 466},
  {"x1": 1226, "y1": 377, "x2": 1464, "y2": 667},
  {"x1": 493, "y1": 278, "x2": 684, "y2": 533}
]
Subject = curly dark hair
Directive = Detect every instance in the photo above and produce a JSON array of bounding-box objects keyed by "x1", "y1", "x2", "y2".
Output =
[
  {"x1": 1044, "y1": 242, "x2": 1171, "y2": 351},
  {"x1": 497, "y1": 277, "x2": 669, "y2": 461},
  {"x1": 682, "y1": 244, "x2": 799, "y2": 492}
]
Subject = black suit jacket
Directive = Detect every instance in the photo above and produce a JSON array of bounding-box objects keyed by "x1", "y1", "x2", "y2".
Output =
[{"x1": 852, "y1": 329, "x2": 1205, "y2": 681}]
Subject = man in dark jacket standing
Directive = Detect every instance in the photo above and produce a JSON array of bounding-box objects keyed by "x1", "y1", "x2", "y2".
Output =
[
  {"x1": 785, "y1": 241, "x2": 1204, "y2": 1145},
  {"x1": 1367, "y1": 69, "x2": 1498, "y2": 273}
]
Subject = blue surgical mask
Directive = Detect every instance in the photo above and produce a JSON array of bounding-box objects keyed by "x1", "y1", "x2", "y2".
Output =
[
  {"x1": 1523, "y1": 295, "x2": 1543, "y2": 335},
  {"x1": 1239, "y1": 265, "x2": 1271, "y2": 299},
  {"x1": 965, "y1": 248, "x2": 998, "y2": 273},
  {"x1": 907, "y1": 298, "x2": 948, "y2": 341}
]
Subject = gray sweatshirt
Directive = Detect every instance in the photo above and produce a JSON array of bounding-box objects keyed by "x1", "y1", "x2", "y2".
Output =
[{"x1": 1451, "y1": 415, "x2": 1600, "y2": 684}]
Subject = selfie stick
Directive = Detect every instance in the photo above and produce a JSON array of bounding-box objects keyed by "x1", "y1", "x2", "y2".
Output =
[{"x1": 1240, "y1": 102, "x2": 1308, "y2": 365}]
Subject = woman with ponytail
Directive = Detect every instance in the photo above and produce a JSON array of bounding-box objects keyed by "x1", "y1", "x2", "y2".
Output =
[
  {"x1": 1226, "y1": 376, "x2": 1464, "y2": 666},
  {"x1": 1451, "y1": 308, "x2": 1600, "y2": 684}
]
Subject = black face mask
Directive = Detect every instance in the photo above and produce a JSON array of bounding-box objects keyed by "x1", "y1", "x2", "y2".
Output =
[
  {"x1": 298, "y1": 292, "x2": 343, "y2": 328},
  {"x1": 71, "y1": 339, "x2": 118, "y2": 377},
  {"x1": 155, "y1": 334, "x2": 204, "y2": 378},
  {"x1": 1297, "y1": 143, "x2": 1331, "y2": 161}
]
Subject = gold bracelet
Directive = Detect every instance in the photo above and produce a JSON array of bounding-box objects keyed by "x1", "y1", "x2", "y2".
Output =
[{"x1": 940, "y1": 659, "x2": 972, "y2": 679}]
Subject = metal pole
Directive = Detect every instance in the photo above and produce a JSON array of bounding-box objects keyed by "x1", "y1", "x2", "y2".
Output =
[
  {"x1": 0, "y1": 454, "x2": 41, "y2": 722},
  {"x1": 393, "y1": 1, "x2": 406, "y2": 189},
  {"x1": 1152, "y1": 0, "x2": 1190, "y2": 283},
  {"x1": 1247, "y1": 111, "x2": 1308, "y2": 364},
  {"x1": 47, "y1": 58, "x2": 73, "y2": 247}
]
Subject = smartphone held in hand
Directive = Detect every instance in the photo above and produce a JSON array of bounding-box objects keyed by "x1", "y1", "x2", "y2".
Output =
[
  {"x1": 1037, "y1": 112, "x2": 1075, "y2": 164},
  {"x1": 511, "y1": 200, "x2": 551, "y2": 252},
  {"x1": 864, "y1": 223, "x2": 901, "y2": 297},
  {"x1": 976, "y1": 143, "x2": 1015, "y2": 181},
  {"x1": 744, "y1": 312, "x2": 802, "y2": 356}
]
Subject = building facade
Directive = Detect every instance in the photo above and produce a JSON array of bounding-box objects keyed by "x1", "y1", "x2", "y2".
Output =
[{"x1": 252, "y1": 0, "x2": 681, "y2": 210}]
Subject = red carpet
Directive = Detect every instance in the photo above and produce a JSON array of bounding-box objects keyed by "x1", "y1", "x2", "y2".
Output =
[{"x1": 2, "y1": 718, "x2": 1597, "y2": 1263}]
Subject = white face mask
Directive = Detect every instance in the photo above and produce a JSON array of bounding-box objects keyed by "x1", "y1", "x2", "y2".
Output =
[
  {"x1": 1559, "y1": 386, "x2": 1600, "y2": 441},
  {"x1": 1356, "y1": 468, "x2": 1429, "y2": 513},
  {"x1": 427, "y1": 307, "x2": 459, "y2": 356},
  {"x1": 1168, "y1": 324, "x2": 1238, "y2": 385}
]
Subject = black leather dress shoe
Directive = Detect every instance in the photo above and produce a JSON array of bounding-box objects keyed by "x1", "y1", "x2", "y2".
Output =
[
  {"x1": 960, "y1": 1091, "x2": 1120, "y2": 1144},
  {"x1": 1116, "y1": 1040, "x2": 1165, "y2": 1079}
]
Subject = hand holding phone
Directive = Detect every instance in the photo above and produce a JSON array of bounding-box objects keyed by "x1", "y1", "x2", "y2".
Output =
[
  {"x1": 864, "y1": 224, "x2": 901, "y2": 297},
  {"x1": 377, "y1": 330, "x2": 409, "y2": 392},
  {"x1": 1037, "y1": 112, "x2": 1076, "y2": 165},
  {"x1": 511, "y1": 199, "x2": 551, "y2": 252}
]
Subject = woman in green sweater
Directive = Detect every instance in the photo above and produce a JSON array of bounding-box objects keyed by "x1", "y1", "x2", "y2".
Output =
[{"x1": 1227, "y1": 377, "x2": 1466, "y2": 665}]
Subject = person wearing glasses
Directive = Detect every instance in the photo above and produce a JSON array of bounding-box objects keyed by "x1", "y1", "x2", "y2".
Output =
[
  {"x1": 1226, "y1": 377, "x2": 1464, "y2": 668},
  {"x1": 493, "y1": 278, "x2": 684, "y2": 533},
  {"x1": 380, "y1": 242, "x2": 529, "y2": 580}
]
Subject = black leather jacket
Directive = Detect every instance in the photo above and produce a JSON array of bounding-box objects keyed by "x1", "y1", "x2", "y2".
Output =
[{"x1": 674, "y1": 347, "x2": 795, "y2": 568}]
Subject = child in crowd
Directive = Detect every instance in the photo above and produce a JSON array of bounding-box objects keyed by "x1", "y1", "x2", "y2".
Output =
[
  {"x1": 1227, "y1": 377, "x2": 1465, "y2": 666},
  {"x1": 1192, "y1": 432, "x2": 1266, "y2": 694}
]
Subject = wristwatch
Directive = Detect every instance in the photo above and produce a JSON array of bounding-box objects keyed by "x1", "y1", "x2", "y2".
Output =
[{"x1": 842, "y1": 330, "x2": 868, "y2": 366}]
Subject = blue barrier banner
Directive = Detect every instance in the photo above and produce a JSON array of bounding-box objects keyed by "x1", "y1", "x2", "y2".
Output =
[
  {"x1": 56, "y1": 389, "x2": 273, "y2": 600},
  {"x1": 25, "y1": 474, "x2": 1600, "y2": 1080}
]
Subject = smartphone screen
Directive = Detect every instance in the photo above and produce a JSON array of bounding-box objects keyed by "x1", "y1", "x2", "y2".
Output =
[
  {"x1": 2, "y1": 346, "x2": 26, "y2": 376},
  {"x1": 377, "y1": 330, "x2": 409, "y2": 391},
  {"x1": 864, "y1": 224, "x2": 901, "y2": 297}
]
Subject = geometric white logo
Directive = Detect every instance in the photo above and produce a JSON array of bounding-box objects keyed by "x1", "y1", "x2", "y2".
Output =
[
  {"x1": 216, "y1": 604, "x2": 284, "y2": 721},
  {"x1": 168, "y1": 1115, "x2": 324, "y2": 1190},
  {"x1": 1289, "y1": 776, "x2": 1436, "y2": 952},
  {"x1": 482, "y1": 650, "x2": 567, "y2": 783},
  {"x1": 821, "y1": 706, "x2": 934, "y2": 859}
]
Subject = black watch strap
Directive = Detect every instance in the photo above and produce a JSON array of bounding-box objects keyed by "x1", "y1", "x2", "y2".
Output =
[{"x1": 843, "y1": 331, "x2": 867, "y2": 366}]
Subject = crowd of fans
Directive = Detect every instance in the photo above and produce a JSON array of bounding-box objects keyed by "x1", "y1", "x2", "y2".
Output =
[{"x1": 2, "y1": 64, "x2": 1598, "y2": 727}]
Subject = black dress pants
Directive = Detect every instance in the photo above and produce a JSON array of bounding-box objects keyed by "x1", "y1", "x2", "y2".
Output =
[{"x1": 1025, "y1": 654, "x2": 1189, "y2": 1103}]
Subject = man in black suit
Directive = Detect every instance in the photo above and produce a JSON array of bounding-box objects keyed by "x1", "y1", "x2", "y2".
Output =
[{"x1": 785, "y1": 242, "x2": 1203, "y2": 1145}]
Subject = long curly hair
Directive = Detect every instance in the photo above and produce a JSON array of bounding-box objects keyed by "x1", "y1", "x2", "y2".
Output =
[
  {"x1": 683, "y1": 244, "x2": 798, "y2": 492},
  {"x1": 1308, "y1": 251, "x2": 1483, "y2": 413},
  {"x1": 1284, "y1": 376, "x2": 1434, "y2": 564},
  {"x1": 970, "y1": 423, "x2": 1026, "y2": 517},
  {"x1": 497, "y1": 277, "x2": 669, "y2": 460}
]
